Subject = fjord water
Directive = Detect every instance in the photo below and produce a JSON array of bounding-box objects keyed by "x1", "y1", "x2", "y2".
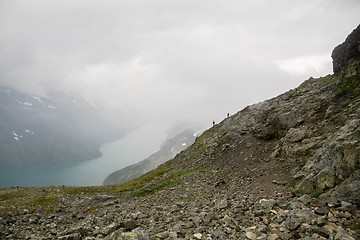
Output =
[{"x1": 0, "y1": 123, "x2": 167, "y2": 188}]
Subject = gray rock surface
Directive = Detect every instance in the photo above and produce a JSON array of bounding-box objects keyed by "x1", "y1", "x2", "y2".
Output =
[{"x1": 332, "y1": 24, "x2": 360, "y2": 76}]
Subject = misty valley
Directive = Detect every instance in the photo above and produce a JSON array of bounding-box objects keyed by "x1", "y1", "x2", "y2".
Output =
[
  {"x1": 0, "y1": 125, "x2": 165, "y2": 188},
  {"x1": 0, "y1": 87, "x2": 183, "y2": 188}
]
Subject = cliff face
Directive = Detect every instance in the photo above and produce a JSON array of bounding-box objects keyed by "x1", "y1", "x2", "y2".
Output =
[{"x1": 332, "y1": 24, "x2": 360, "y2": 76}]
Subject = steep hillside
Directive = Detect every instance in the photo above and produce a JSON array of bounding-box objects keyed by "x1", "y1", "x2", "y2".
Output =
[
  {"x1": 103, "y1": 128, "x2": 202, "y2": 185},
  {"x1": 0, "y1": 88, "x2": 122, "y2": 169},
  {"x1": 0, "y1": 25, "x2": 359, "y2": 239}
]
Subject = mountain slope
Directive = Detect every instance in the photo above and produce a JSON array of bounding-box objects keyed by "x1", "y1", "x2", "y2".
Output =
[
  {"x1": 0, "y1": 25, "x2": 359, "y2": 239},
  {"x1": 0, "y1": 88, "x2": 122, "y2": 169},
  {"x1": 103, "y1": 128, "x2": 201, "y2": 185}
]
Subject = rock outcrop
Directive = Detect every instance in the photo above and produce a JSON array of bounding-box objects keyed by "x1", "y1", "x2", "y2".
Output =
[{"x1": 332, "y1": 24, "x2": 360, "y2": 76}]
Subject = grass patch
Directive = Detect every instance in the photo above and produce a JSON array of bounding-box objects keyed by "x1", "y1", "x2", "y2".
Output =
[
  {"x1": 65, "y1": 185, "x2": 120, "y2": 195},
  {"x1": 132, "y1": 168, "x2": 201, "y2": 197},
  {"x1": 0, "y1": 187, "x2": 61, "y2": 216},
  {"x1": 197, "y1": 143, "x2": 208, "y2": 152},
  {"x1": 336, "y1": 74, "x2": 360, "y2": 96},
  {"x1": 217, "y1": 134, "x2": 229, "y2": 146},
  {"x1": 311, "y1": 192, "x2": 323, "y2": 198},
  {"x1": 106, "y1": 161, "x2": 175, "y2": 194},
  {"x1": 194, "y1": 128, "x2": 218, "y2": 152},
  {"x1": 298, "y1": 75, "x2": 338, "y2": 91},
  {"x1": 87, "y1": 205, "x2": 101, "y2": 213}
]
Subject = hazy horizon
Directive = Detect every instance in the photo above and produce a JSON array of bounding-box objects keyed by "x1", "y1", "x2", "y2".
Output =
[{"x1": 1, "y1": 0, "x2": 360, "y2": 132}]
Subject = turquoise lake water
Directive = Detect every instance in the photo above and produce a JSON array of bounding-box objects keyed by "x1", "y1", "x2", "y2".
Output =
[{"x1": 0, "y1": 123, "x2": 167, "y2": 188}]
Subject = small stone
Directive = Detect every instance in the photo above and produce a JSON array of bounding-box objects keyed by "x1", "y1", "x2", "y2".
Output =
[
  {"x1": 58, "y1": 233, "x2": 81, "y2": 240},
  {"x1": 314, "y1": 216, "x2": 326, "y2": 226},
  {"x1": 122, "y1": 220, "x2": 138, "y2": 231},
  {"x1": 203, "y1": 212, "x2": 214, "y2": 224},
  {"x1": 331, "y1": 210, "x2": 339, "y2": 217},
  {"x1": 211, "y1": 230, "x2": 226, "y2": 239},
  {"x1": 270, "y1": 210, "x2": 277, "y2": 215},
  {"x1": 338, "y1": 201, "x2": 353, "y2": 212},
  {"x1": 258, "y1": 199, "x2": 278, "y2": 210},
  {"x1": 173, "y1": 223, "x2": 182, "y2": 233},
  {"x1": 215, "y1": 199, "x2": 228, "y2": 209},
  {"x1": 246, "y1": 231, "x2": 257, "y2": 240},
  {"x1": 272, "y1": 180, "x2": 279, "y2": 184},
  {"x1": 313, "y1": 228, "x2": 330, "y2": 239},
  {"x1": 256, "y1": 233, "x2": 267, "y2": 240},
  {"x1": 193, "y1": 233, "x2": 202, "y2": 239},
  {"x1": 335, "y1": 227, "x2": 355, "y2": 240},
  {"x1": 284, "y1": 216, "x2": 302, "y2": 230},
  {"x1": 192, "y1": 216, "x2": 202, "y2": 227},
  {"x1": 248, "y1": 226, "x2": 257, "y2": 230},
  {"x1": 255, "y1": 209, "x2": 265, "y2": 217},
  {"x1": 156, "y1": 231, "x2": 170, "y2": 239},
  {"x1": 337, "y1": 211, "x2": 352, "y2": 219},
  {"x1": 312, "y1": 233, "x2": 327, "y2": 240},
  {"x1": 315, "y1": 206, "x2": 329, "y2": 216},
  {"x1": 298, "y1": 223, "x2": 312, "y2": 233},
  {"x1": 223, "y1": 215, "x2": 232, "y2": 224},
  {"x1": 297, "y1": 194, "x2": 311, "y2": 205},
  {"x1": 257, "y1": 225, "x2": 266, "y2": 232},
  {"x1": 29, "y1": 218, "x2": 38, "y2": 224},
  {"x1": 324, "y1": 224, "x2": 336, "y2": 234},
  {"x1": 267, "y1": 233, "x2": 279, "y2": 240}
]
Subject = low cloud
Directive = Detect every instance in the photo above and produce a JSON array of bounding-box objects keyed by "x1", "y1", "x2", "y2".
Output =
[
  {"x1": 275, "y1": 55, "x2": 332, "y2": 78},
  {"x1": 0, "y1": 0, "x2": 359, "y2": 131}
]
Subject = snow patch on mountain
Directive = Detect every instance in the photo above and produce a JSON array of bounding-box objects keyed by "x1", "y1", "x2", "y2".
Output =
[
  {"x1": 193, "y1": 129, "x2": 203, "y2": 137},
  {"x1": 32, "y1": 96, "x2": 43, "y2": 103},
  {"x1": 18, "y1": 101, "x2": 33, "y2": 106},
  {"x1": 25, "y1": 130, "x2": 34, "y2": 135}
]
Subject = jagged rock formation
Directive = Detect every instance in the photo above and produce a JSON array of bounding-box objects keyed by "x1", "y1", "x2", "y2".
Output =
[
  {"x1": 103, "y1": 128, "x2": 201, "y2": 185},
  {"x1": 0, "y1": 25, "x2": 359, "y2": 239},
  {"x1": 332, "y1": 24, "x2": 360, "y2": 76}
]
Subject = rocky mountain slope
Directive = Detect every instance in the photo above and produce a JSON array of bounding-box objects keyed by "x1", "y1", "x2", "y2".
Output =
[
  {"x1": 0, "y1": 88, "x2": 122, "y2": 169},
  {"x1": 0, "y1": 25, "x2": 359, "y2": 239},
  {"x1": 103, "y1": 128, "x2": 202, "y2": 186}
]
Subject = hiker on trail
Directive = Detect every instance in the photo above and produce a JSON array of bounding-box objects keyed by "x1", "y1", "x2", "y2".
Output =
[
  {"x1": 227, "y1": 113, "x2": 229, "y2": 118},
  {"x1": 213, "y1": 121, "x2": 215, "y2": 126}
]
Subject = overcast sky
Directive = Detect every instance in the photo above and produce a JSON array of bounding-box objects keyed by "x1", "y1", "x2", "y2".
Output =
[{"x1": 1, "y1": 0, "x2": 360, "y2": 131}]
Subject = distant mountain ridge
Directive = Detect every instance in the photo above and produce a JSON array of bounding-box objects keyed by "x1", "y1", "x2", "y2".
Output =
[
  {"x1": 103, "y1": 128, "x2": 202, "y2": 185},
  {"x1": 0, "y1": 87, "x2": 123, "y2": 169}
]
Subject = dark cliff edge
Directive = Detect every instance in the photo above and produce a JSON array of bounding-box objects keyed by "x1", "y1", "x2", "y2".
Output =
[
  {"x1": 0, "y1": 25, "x2": 359, "y2": 239},
  {"x1": 332, "y1": 24, "x2": 360, "y2": 76}
]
